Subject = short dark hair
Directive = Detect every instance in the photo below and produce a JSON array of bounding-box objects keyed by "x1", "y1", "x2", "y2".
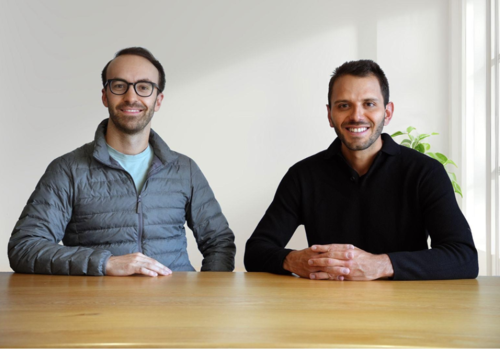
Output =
[
  {"x1": 327, "y1": 59, "x2": 389, "y2": 107},
  {"x1": 101, "y1": 47, "x2": 166, "y2": 93}
]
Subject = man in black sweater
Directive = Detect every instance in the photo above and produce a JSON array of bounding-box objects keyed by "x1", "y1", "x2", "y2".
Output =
[{"x1": 244, "y1": 60, "x2": 478, "y2": 280}]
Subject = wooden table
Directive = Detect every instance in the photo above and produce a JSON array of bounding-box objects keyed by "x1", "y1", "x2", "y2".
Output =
[{"x1": 0, "y1": 272, "x2": 499, "y2": 348}]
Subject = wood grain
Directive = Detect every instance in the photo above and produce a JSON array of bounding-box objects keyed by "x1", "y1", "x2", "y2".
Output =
[{"x1": 0, "y1": 272, "x2": 499, "y2": 348}]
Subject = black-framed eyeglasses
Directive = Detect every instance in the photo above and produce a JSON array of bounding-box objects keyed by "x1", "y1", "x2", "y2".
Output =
[{"x1": 104, "y1": 79, "x2": 161, "y2": 97}]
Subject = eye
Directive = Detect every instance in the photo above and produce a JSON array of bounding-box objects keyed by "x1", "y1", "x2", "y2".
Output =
[
  {"x1": 337, "y1": 103, "x2": 349, "y2": 110},
  {"x1": 365, "y1": 102, "x2": 376, "y2": 107},
  {"x1": 112, "y1": 82, "x2": 126, "y2": 89},
  {"x1": 137, "y1": 83, "x2": 152, "y2": 91}
]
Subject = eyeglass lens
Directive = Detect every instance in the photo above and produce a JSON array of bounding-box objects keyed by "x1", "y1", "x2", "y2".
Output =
[{"x1": 109, "y1": 80, "x2": 154, "y2": 97}]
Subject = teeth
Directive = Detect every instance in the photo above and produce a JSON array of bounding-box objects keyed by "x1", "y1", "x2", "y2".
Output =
[
  {"x1": 348, "y1": 127, "x2": 367, "y2": 133},
  {"x1": 124, "y1": 109, "x2": 140, "y2": 112}
]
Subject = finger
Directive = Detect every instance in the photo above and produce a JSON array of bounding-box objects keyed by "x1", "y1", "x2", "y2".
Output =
[
  {"x1": 323, "y1": 266, "x2": 350, "y2": 275},
  {"x1": 328, "y1": 244, "x2": 355, "y2": 251},
  {"x1": 311, "y1": 244, "x2": 355, "y2": 253},
  {"x1": 310, "y1": 244, "x2": 331, "y2": 253},
  {"x1": 308, "y1": 258, "x2": 344, "y2": 267},
  {"x1": 314, "y1": 249, "x2": 356, "y2": 260},
  {"x1": 139, "y1": 266, "x2": 159, "y2": 277},
  {"x1": 136, "y1": 257, "x2": 172, "y2": 276},
  {"x1": 310, "y1": 272, "x2": 346, "y2": 281}
]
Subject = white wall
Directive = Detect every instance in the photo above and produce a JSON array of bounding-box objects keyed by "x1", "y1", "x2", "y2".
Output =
[{"x1": 0, "y1": 0, "x2": 452, "y2": 272}]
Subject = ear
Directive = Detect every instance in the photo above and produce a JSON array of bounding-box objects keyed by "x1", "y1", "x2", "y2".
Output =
[
  {"x1": 383, "y1": 102, "x2": 394, "y2": 126},
  {"x1": 326, "y1": 104, "x2": 334, "y2": 128},
  {"x1": 102, "y1": 88, "x2": 108, "y2": 107},
  {"x1": 154, "y1": 92, "x2": 164, "y2": 112}
]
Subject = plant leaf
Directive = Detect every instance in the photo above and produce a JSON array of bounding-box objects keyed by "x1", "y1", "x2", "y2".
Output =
[
  {"x1": 421, "y1": 143, "x2": 431, "y2": 151},
  {"x1": 401, "y1": 139, "x2": 411, "y2": 147},
  {"x1": 418, "y1": 134, "x2": 431, "y2": 141},
  {"x1": 427, "y1": 152, "x2": 438, "y2": 161},
  {"x1": 446, "y1": 158, "x2": 458, "y2": 167},
  {"x1": 415, "y1": 144, "x2": 425, "y2": 153},
  {"x1": 431, "y1": 132, "x2": 439, "y2": 136},
  {"x1": 447, "y1": 171, "x2": 457, "y2": 182},
  {"x1": 407, "y1": 126, "x2": 416, "y2": 134},
  {"x1": 411, "y1": 137, "x2": 420, "y2": 149},
  {"x1": 391, "y1": 131, "x2": 405, "y2": 138},
  {"x1": 434, "y1": 153, "x2": 457, "y2": 167},
  {"x1": 452, "y1": 181, "x2": 463, "y2": 197},
  {"x1": 434, "y1": 152, "x2": 448, "y2": 165}
]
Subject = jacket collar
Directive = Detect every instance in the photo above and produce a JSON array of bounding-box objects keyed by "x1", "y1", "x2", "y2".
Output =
[
  {"x1": 324, "y1": 133, "x2": 401, "y2": 159},
  {"x1": 93, "y1": 119, "x2": 178, "y2": 167}
]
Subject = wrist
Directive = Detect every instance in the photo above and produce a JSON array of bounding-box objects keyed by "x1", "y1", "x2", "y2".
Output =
[
  {"x1": 283, "y1": 251, "x2": 296, "y2": 272},
  {"x1": 378, "y1": 254, "x2": 394, "y2": 279}
]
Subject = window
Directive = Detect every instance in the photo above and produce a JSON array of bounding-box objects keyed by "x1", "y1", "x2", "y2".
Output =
[{"x1": 455, "y1": 0, "x2": 500, "y2": 275}]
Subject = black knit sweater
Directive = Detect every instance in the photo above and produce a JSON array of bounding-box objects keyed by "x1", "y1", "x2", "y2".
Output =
[{"x1": 245, "y1": 134, "x2": 478, "y2": 280}]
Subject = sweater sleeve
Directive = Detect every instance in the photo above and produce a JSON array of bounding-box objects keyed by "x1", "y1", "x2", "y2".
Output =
[
  {"x1": 387, "y1": 162, "x2": 479, "y2": 280},
  {"x1": 244, "y1": 168, "x2": 301, "y2": 274},
  {"x1": 186, "y1": 159, "x2": 236, "y2": 271},
  {"x1": 8, "y1": 157, "x2": 112, "y2": 275}
]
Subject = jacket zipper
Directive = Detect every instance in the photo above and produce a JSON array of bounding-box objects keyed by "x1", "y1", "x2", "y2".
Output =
[
  {"x1": 95, "y1": 156, "x2": 165, "y2": 255},
  {"x1": 136, "y1": 195, "x2": 143, "y2": 253},
  {"x1": 134, "y1": 162, "x2": 165, "y2": 253}
]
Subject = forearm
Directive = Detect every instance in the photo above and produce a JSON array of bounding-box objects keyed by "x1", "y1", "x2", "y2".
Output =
[
  {"x1": 200, "y1": 234, "x2": 236, "y2": 271},
  {"x1": 189, "y1": 160, "x2": 236, "y2": 272},
  {"x1": 388, "y1": 243, "x2": 478, "y2": 280},
  {"x1": 8, "y1": 233, "x2": 111, "y2": 275},
  {"x1": 194, "y1": 213, "x2": 236, "y2": 271},
  {"x1": 244, "y1": 236, "x2": 294, "y2": 274},
  {"x1": 404, "y1": 161, "x2": 479, "y2": 280}
]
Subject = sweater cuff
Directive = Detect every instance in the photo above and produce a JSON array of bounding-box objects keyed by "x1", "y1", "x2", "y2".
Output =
[
  {"x1": 90, "y1": 250, "x2": 112, "y2": 276},
  {"x1": 273, "y1": 248, "x2": 295, "y2": 275}
]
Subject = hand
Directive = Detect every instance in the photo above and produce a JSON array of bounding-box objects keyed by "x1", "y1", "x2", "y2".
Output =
[
  {"x1": 283, "y1": 244, "x2": 354, "y2": 279},
  {"x1": 105, "y1": 252, "x2": 172, "y2": 277},
  {"x1": 308, "y1": 245, "x2": 394, "y2": 281}
]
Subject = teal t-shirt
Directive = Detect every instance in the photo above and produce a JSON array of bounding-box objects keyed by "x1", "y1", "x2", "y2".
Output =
[{"x1": 107, "y1": 143, "x2": 154, "y2": 193}]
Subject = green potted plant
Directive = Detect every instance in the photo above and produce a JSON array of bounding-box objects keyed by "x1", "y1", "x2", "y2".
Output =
[{"x1": 391, "y1": 126, "x2": 462, "y2": 197}]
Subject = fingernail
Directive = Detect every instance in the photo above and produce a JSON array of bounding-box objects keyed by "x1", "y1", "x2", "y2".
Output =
[
  {"x1": 347, "y1": 252, "x2": 353, "y2": 258},
  {"x1": 312, "y1": 246, "x2": 317, "y2": 250},
  {"x1": 308, "y1": 260, "x2": 313, "y2": 265},
  {"x1": 342, "y1": 268, "x2": 350, "y2": 274},
  {"x1": 310, "y1": 274, "x2": 316, "y2": 279},
  {"x1": 338, "y1": 276, "x2": 345, "y2": 281}
]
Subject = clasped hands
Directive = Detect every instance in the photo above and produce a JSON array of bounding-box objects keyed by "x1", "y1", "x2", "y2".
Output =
[{"x1": 283, "y1": 244, "x2": 394, "y2": 281}]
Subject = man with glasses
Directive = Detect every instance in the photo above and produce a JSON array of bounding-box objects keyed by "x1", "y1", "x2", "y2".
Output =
[{"x1": 8, "y1": 47, "x2": 236, "y2": 276}]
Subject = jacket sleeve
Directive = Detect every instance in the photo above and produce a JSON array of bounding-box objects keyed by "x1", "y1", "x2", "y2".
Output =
[
  {"x1": 8, "y1": 157, "x2": 112, "y2": 275},
  {"x1": 186, "y1": 159, "x2": 236, "y2": 271},
  {"x1": 244, "y1": 168, "x2": 300, "y2": 274},
  {"x1": 387, "y1": 162, "x2": 479, "y2": 280}
]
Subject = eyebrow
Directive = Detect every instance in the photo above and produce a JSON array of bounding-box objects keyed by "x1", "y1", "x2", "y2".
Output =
[
  {"x1": 333, "y1": 98, "x2": 380, "y2": 104},
  {"x1": 111, "y1": 77, "x2": 156, "y2": 83}
]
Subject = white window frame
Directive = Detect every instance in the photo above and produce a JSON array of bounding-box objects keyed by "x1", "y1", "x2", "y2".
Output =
[{"x1": 451, "y1": 0, "x2": 499, "y2": 276}]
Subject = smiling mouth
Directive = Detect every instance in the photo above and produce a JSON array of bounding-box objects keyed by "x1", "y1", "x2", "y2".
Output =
[
  {"x1": 346, "y1": 127, "x2": 369, "y2": 133},
  {"x1": 120, "y1": 108, "x2": 143, "y2": 113}
]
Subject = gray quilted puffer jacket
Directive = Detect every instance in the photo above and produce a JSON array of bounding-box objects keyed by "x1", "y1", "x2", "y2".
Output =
[{"x1": 8, "y1": 119, "x2": 236, "y2": 275}]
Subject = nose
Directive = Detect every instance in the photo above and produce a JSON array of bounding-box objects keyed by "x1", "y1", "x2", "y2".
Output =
[
  {"x1": 123, "y1": 84, "x2": 140, "y2": 102},
  {"x1": 350, "y1": 104, "x2": 364, "y2": 122}
]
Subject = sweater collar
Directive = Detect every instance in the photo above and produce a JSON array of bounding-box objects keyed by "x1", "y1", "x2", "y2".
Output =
[
  {"x1": 324, "y1": 133, "x2": 401, "y2": 159},
  {"x1": 93, "y1": 119, "x2": 178, "y2": 167}
]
